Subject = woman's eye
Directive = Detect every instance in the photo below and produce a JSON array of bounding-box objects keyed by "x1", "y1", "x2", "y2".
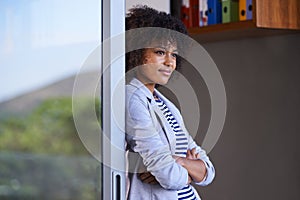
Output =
[
  {"x1": 155, "y1": 50, "x2": 165, "y2": 55},
  {"x1": 172, "y1": 53, "x2": 178, "y2": 58}
]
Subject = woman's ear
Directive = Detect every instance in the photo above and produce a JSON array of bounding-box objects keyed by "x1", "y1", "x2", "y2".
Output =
[{"x1": 143, "y1": 57, "x2": 148, "y2": 64}]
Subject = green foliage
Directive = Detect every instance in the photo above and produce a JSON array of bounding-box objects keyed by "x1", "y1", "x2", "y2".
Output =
[
  {"x1": 0, "y1": 152, "x2": 100, "y2": 200},
  {"x1": 0, "y1": 97, "x2": 101, "y2": 155},
  {"x1": 0, "y1": 97, "x2": 101, "y2": 200}
]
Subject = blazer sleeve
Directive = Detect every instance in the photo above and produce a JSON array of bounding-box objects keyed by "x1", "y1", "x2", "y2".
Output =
[
  {"x1": 126, "y1": 92, "x2": 189, "y2": 190},
  {"x1": 187, "y1": 134, "x2": 216, "y2": 186}
]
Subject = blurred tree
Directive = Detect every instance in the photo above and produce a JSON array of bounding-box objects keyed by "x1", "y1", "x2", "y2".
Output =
[
  {"x1": 0, "y1": 97, "x2": 100, "y2": 155},
  {"x1": 0, "y1": 97, "x2": 101, "y2": 200}
]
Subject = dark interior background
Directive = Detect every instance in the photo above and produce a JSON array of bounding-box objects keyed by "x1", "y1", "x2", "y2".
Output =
[
  {"x1": 198, "y1": 33, "x2": 300, "y2": 200},
  {"x1": 161, "y1": 33, "x2": 300, "y2": 200}
]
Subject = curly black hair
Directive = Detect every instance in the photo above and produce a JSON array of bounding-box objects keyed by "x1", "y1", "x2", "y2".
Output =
[{"x1": 125, "y1": 5, "x2": 188, "y2": 72}]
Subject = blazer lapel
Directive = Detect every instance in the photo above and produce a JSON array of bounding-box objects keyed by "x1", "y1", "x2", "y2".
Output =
[
  {"x1": 152, "y1": 103, "x2": 176, "y2": 154},
  {"x1": 128, "y1": 78, "x2": 177, "y2": 154}
]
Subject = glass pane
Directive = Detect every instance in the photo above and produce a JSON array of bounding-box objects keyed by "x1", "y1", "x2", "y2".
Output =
[{"x1": 0, "y1": 1, "x2": 101, "y2": 199}]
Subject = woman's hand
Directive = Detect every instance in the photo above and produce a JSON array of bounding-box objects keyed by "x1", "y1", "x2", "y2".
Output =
[
  {"x1": 186, "y1": 148, "x2": 200, "y2": 160},
  {"x1": 173, "y1": 148, "x2": 207, "y2": 183},
  {"x1": 139, "y1": 148, "x2": 205, "y2": 185},
  {"x1": 172, "y1": 148, "x2": 200, "y2": 164}
]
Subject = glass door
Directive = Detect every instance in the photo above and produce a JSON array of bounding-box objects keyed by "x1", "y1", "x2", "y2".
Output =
[{"x1": 0, "y1": 0, "x2": 102, "y2": 199}]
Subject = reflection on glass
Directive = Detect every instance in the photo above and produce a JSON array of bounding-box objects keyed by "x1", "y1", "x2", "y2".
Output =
[{"x1": 0, "y1": 0, "x2": 101, "y2": 199}]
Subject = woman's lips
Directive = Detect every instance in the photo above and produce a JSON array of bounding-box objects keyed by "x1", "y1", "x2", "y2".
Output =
[{"x1": 159, "y1": 69, "x2": 172, "y2": 76}]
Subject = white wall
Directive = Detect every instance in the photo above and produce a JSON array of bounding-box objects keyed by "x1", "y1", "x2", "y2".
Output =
[{"x1": 126, "y1": 0, "x2": 170, "y2": 13}]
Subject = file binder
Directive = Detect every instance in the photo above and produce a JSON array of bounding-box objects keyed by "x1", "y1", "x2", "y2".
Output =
[
  {"x1": 207, "y1": 0, "x2": 222, "y2": 25},
  {"x1": 239, "y1": 0, "x2": 247, "y2": 21},
  {"x1": 222, "y1": 0, "x2": 239, "y2": 23},
  {"x1": 246, "y1": 0, "x2": 252, "y2": 20},
  {"x1": 181, "y1": 0, "x2": 192, "y2": 28},
  {"x1": 191, "y1": 0, "x2": 199, "y2": 27},
  {"x1": 239, "y1": 0, "x2": 252, "y2": 20},
  {"x1": 199, "y1": 0, "x2": 208, "y2": 26}
]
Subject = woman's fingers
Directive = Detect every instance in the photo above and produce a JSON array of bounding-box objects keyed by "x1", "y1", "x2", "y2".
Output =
[
  {"x1": 186, "y1": 148, "x2": 200, "y2": 159},
  {"x1": 191, "y1": 148, "x2": 197, "y2": 157},
  {"x1": 186, "y1": 149, "x2": 192, "y2": 159}
]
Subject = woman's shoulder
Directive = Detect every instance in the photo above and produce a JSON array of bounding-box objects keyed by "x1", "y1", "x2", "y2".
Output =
[
  {"x1": 126, "y1": 84, "x2": 150, "y2": 109},
  {"x1": 126, "y1": 78, "x2": 153, "y2": 102},
  {"x1": 126, "y1": 84, "x2": 146, "y2": 99}
]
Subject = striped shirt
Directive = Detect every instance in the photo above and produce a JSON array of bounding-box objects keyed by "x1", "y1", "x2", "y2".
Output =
[{"x1": 155, "y1": 95, "x2": 198, "y2": 200}]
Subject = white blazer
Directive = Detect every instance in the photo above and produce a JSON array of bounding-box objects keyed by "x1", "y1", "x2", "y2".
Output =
[{"x1": 125, "y1": 78, "x2": 215, "y2": 200}]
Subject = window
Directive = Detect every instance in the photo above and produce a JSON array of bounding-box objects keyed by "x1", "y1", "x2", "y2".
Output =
[{"x1": 0, "y1": 1, "x2": 102, "y2": 199}]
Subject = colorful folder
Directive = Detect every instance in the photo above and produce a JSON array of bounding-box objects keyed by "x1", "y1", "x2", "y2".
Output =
[
  {"x1": 239, "y1": 0, "x2": 247, "y2": 21},
  {"x1": 246, "y1": 0, "x2": 253, "y2": 20},
  {"x1": 191, "y1": 0, "x2": 199, "y2": 27},
  {"x1": 239, "y1": 0, "x2": 252, "y2": 20},
  {"x1": 181, "y1": 0, "x2": 192, "y2": 28},
  {"x1": 222, "y1": 0, "x2": 239, "y2": 23},
  {"x1": 181, "y1": 0, "x2": 201, "y2": 28},
  {"x1": 199, "y1": 0, "x2": 208, "y2": 26},
  {"x1": 207, "y1": 0, "x2": 222, "y2": 25}
]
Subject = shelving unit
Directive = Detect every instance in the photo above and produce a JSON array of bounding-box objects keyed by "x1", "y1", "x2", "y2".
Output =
[
  {"x1": 189, "y1": 20, "x2": 300, "y2": 43},
  {"x1": 181, "y1": 0, "x2": 300, "y2": 43}
]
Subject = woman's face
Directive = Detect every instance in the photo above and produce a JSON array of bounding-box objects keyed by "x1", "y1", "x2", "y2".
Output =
[{"x1": 136, "y1": 43, "x2": 178, "y2": 91}]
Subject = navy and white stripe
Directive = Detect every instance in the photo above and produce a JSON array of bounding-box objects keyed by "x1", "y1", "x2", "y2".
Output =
[{"x1": 155, "y1": 96, "x2": 197, "y2": 200}]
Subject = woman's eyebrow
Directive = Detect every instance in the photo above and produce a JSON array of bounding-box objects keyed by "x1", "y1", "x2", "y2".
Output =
[
  {"x1": 153, "y1": 46, "x2": 178, "y2": 52},
  {"x1": 152, "y1": 46, "x2": 166, "y2": 49}
]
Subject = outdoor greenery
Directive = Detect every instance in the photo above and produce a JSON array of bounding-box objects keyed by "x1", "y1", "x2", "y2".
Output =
[
  {"x1": 0, "y1": 152, "x2": 100, "y2": 200},
  {"x1": 0, "y1": 97, "x2": 100, "y2": 154},
  {"x1": 0, "y1": 97, "x2": 101, "y2": 200}
]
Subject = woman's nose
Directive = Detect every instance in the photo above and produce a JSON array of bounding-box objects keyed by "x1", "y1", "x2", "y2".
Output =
[{"x1": 164, "y1": 55, "x2": 175, "y2": 68}]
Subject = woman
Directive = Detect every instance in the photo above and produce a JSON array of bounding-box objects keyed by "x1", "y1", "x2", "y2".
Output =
[{"x1": 125, "y1": 5, "x2": 215, "y2": 200}]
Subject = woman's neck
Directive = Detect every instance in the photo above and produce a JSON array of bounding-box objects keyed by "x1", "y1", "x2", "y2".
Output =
[{"x1": 144, "y1": 83, "x2": 155, "y2": 94}]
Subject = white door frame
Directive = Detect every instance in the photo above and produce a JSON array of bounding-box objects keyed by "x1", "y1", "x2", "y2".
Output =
[{"x1": 101, "y1": 0, "x2": 126, "y2": 199}]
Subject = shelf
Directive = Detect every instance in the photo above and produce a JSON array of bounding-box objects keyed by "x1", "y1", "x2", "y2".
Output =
[
  {"x1": 256, "y1": 0, "x2": 300, "y2": 29},
  {"x1": 188, "y1": 20, "x2": 300, "y2": 44},
  {"x1": 179, "y1": 0, "x2": 300, "y2": 44}
]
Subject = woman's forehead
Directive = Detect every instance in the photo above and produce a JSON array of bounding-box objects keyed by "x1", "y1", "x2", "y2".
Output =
[{"x1": 147, "y1": 40, "x2": 177, "y2": 51}]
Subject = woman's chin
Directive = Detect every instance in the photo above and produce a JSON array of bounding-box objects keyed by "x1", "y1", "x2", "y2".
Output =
[{"x1": 157, "y1": 79, "x2": 170, "y2": 85}]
